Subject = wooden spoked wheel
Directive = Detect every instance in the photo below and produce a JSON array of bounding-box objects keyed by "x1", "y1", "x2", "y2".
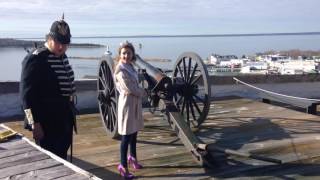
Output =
[
  {"x1": 97, "y1": 56, "x2": 119, "y2": 138},
  {"x1": 172, "y1": 52, "x2": 211, "y2": 128}
]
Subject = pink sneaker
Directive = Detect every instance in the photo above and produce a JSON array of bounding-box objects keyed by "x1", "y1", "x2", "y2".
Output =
[
  {"x1": 118, "y1": 164, "x2": 134, "y2": 179},
  {"x1": 128, "y1": 155, "x2": 143, "y2": 170}
]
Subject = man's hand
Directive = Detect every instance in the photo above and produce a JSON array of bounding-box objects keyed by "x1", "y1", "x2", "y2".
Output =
[{"x1": 33, "y1": 122, "x2": 44, "y2": 140}]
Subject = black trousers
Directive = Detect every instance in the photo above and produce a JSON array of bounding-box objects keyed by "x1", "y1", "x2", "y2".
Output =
[
  {"x1": 38, "y1": 121, "x2": 73, "y2": 160},
  {"x1": 120, "y1": 132, "x2": 138, "y2": 167}
]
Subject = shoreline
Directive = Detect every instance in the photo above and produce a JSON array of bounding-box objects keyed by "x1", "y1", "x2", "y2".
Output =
[
  {"x1": 11, "y1": 31, "x2": 320, "y2": 39},
  {"x1": 0, "y1": 38, "x2": 104, "y2": 48}
]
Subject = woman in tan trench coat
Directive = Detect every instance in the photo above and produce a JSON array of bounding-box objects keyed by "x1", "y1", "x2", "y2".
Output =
[{"x1": 114, "y1": 41, "x2": 145, "y2": 179}]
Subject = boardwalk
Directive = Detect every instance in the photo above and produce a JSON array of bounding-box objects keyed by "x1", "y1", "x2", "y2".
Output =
[{"x1": 4, "y1": 97, "x2": 320, "y2": 179}]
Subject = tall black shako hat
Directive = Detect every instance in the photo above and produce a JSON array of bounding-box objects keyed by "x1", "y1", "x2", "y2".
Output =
[{"x1": 48, "y1": 13, "x2": 71, "y2": 44}]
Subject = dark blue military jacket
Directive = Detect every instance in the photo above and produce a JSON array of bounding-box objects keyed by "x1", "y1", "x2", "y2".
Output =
[{"x1": 20, "y1": 47, "x2": 74, "y2": 136}]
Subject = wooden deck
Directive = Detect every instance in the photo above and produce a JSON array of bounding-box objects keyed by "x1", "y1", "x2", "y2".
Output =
[
  {"x1": 0, "y1": 125, "x2": 100, "y2": 179},
  {"x1": 4, "y1": 97, "x2": 320, "y2": 179}
]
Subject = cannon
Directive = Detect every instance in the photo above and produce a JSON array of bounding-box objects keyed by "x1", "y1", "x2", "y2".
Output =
[{"x1": 97, "y1": 51, "x2": 281, "y2": 167}]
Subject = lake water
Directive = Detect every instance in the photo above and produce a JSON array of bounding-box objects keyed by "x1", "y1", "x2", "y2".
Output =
[{"x1": 1, "y1": 35, "x2": 320, "y2": 81}]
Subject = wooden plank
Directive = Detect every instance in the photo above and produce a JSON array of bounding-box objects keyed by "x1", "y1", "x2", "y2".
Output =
[
  {"x1": 87, "y1": 168, "x2": 122, "y2": 180},
  {"x1": 4, "y1": 165, "x2": 76, "y2": 179},
  {"x1": 0, "y1": 124, "x2": 101, "y2": 180},
  {"x1": 0, "y1": 150, "x2": 48, "y2": 169},
  {"x1": 55, "y1": 173, "x2": 91, "y2": 180},
  {"x1": 11, "y1": 165, "x2": 76, "y2": 179},
  {"x1": 0, "y1": 138, "x2": 30, "y2": 150},
  {"x1": 0, "y1": 158, "x2": 62, "y2": 178},
  {"x1": 0, "y1": 146, "x2": 35, "y2": 159}
]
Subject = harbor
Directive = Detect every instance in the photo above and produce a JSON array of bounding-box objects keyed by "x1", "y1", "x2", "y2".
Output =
[{"x1": 205, "y1": 52, "x2": 320, "y2": 76}]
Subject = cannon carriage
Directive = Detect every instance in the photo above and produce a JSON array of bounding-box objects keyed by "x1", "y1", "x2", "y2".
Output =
[{"x1": 97, "y1": 51, "x2": 281, "y2": 167}]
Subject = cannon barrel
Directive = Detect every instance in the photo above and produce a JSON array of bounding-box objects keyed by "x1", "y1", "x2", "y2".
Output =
[
  {"x1": 134, "y1": 55, "x2": 173, "y2": 97},
  {"x1": 134, "y1": 55, "x2": 166, "y2": 83}
]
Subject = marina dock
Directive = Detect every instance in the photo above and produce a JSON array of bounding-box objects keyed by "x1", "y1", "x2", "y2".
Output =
[{"x1": 3, "y1": 97, "x2": 320, "y2": 179}]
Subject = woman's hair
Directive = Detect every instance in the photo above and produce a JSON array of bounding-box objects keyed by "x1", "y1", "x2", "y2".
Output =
[{"x1": 116, "y1": 41, "x2": 136, "y2": 62}]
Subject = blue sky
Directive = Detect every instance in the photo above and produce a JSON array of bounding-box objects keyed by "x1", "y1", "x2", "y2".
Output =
[{"x1": 1, "y1": 0, "x2": 320, "y2": 38}]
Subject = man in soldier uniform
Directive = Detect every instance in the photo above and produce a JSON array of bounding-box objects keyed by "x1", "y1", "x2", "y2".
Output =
[{"x1": 20, "y1": 15, "x2": 76, "y2": 160}]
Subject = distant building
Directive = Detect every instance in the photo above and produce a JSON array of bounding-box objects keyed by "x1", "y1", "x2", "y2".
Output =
[
  {"x1": 241, "y1": 61, "x2": 268, "y2": 74},
  {"x1": 209, "y1": 54, "x2": 218, "y2": 65},
  {"x1": 207, "y1": 52, "x2": 319, "y2": 75},
  {"x1": 275, "y1": 60, "x2": 317, "y2": 75},
  {"x1": 214, "y1": 54, "x2": 242, "y2": 67},
  {"x1": 259, "y1": 54, "x2": 291, "y2": 63}
]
